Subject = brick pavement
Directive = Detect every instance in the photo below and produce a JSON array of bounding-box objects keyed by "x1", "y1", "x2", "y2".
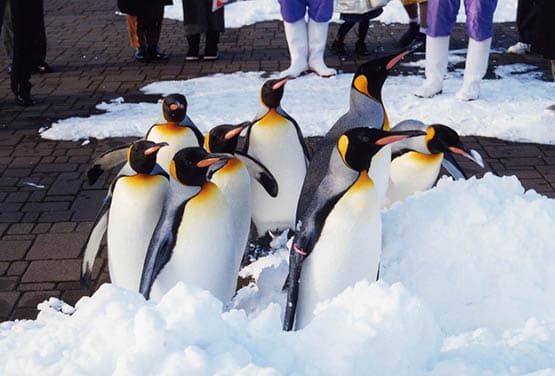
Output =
[{"x1": 1, "y1": 0, "x2": 554, "y2": 321}]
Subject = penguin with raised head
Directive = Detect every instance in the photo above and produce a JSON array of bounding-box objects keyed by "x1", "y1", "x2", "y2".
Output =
[
  {"x1": 244, "y1": 77, "x2": 311, "y2": 244},
  {"x1": 81, "y1": 140, "x2": 169, "y2": 291},
  {"x1": 86, "y1": 94, "x2": 204, "y2": 185},
  {"x1": 298, "y1": 45, "x2": 421, "y2": 215},
  {"x1": 384, "y1": 120, "x2": 484, "y2": 206},
  {"x1": 283, "y1": 127, "x2": 426, "y2": 331},
  {"x1": 204, "y1": 123, "x2": 278, "y2": 275},
  {"x1": 139, "y1": 147, "x2": 241, "y2": 304}
]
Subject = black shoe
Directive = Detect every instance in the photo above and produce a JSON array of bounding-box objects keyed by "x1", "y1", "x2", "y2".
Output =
[
  {"x1": 34, "y1": 62, "x2": 53, "y2": 74},
  {"x1": 135, "y1": 47, "x2": 148, "y2": 62},
  {"x1": 331, "y1": 39, "x2": 348, "y2": 57},
  {"x1": 148, "y1": 46, "x2": 169, "y2": 61},
  {"x1": 186, "y1": 34, "x2": 200, "y2": 61},
  {"x1": 15, "y1": 93, "x2": 35, "y2": 106},
  {"x1": 398, "y1": 22, "x2": 420, "y2": 47},
  {"x1": 355, "y1": 40, "x2": 371, "y2": 56}
]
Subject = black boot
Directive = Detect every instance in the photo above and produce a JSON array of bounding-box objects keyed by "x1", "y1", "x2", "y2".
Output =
[
  {"x1": 331, "y1": 39, "x2": 348, "y2": 58},
  {"x1": 135, "y1": 47, "x2": 148, "y2": 62},
  {"x1": 13, "y1": 84, "x2": 34, "y2": 106},
  {"x1": 355, "y1": 40, "x2": 371, "y2": 56},
  {"x1": 204, "y1": 31, "x2": 220, "y2": 60},
  {"x1": 398, "y1": 22, "x2": 420, "y2": 47},
  {"x1": 147, "y1": 45, "x2": 169, "y2": 61},
  {"x1": 186, "y1": 34, "x2": 200, "y2": 61}
]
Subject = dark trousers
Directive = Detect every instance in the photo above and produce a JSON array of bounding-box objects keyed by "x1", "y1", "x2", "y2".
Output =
[
  {"x1": 11, "y1": 0, "x2": 44, "y2": 95},
  {"x1": 2, "y1": 0, "x2": 46, "y2": 64},
  {"x1": 516, "y1": 0, "x2": 536, "y2": 44},
  {"x1": 136, "y1": 4, "x2": 164, "y2": 48}
]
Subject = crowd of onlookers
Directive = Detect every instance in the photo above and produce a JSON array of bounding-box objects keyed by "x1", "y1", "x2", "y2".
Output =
[{"x1": 0, "y1": 0, "x2": 553, "y2": 107}]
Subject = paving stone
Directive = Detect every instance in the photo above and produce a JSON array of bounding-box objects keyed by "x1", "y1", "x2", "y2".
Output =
[
  {"x1": 7, "y1": 261, "x2": 28, "y2": 276},
  {"x1": 0, "y1": 240, "x2": 32, "y2": 261},
  {"x1": 22, "y1": 259, "x2": 81, "y2": 282},
  {"x1": 7, "y1": 223, "x2": 34, "y2": 235},
  {"x1": 32, "y1": 223, "x2": 52, "y2": 234},
  {"x1": 0, "y1": 292, "x2": 20, "y2": 321},
  {"x1": 0, "y1": 277, "x2": 18, "y2": 291},
  {"x1": 10, "y1": 308, "x2": 38, "y2": 320},
  {"x1": 61, "y1": 289, "x2": 90, "y2": 306},
  {"x1": 17, "y1": 283, "x2": 57, "y2": 291},
  {"x1": 26, "y1": 233, "x2": 86, "y2": 260},
  {"x1": 50, "y1": 222, "x2": 77, "y2": 233},
  {"x1": 0, "y1": 262, "x2": 8, "y2": 275},
  {"x1": 18, "y1": 290, "x2": 60, "y2": 308}
]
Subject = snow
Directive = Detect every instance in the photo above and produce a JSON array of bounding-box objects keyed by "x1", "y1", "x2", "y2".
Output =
[
  {"x1": 41, "y1": 64, "x2": 555, "y2": 145},
  {"x1": 164, "y1": 0, "x2": 518, "y2": 28},
  {"x1": 2, "y1": 174, "x2": 555, "y2": 374}
]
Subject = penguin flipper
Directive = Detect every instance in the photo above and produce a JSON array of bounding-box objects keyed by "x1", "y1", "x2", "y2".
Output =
[
  {"x1": 80, "y1": 196, "x2": 111, "y2": 288},
  {"x1": 442, "y1": 153, "x2": 468, "y2": 180},
  {"x1": 283, "y1": 251, "x2": 305, "y2": 331},
  {"x1": 181, "y1": 116, "x2": 205, "y2": 146},
  {"x1": 87, "y1": 144, "x2": 131, "y2": 185},
  {"x1": 235, "y1": 151, "x2": 279, "y2": 197},
  {"x1": 277, "y1": 107, "x2": 311, "y2": 163}
]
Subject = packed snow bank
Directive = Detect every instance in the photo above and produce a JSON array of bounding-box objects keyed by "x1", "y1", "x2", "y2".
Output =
[
  {"x1": 2, "y1": 174, "x2": 555, "y2": 375},
  {"x1": 163, "y1": 0, "x2": 517, "y2": 28},
  {"x1": 41, "y1": 66, "x2": 555, "y2": 144}
]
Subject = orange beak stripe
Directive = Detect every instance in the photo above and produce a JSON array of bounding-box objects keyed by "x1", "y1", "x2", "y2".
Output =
[
  {"x1": 144, "y1": 145, "x2": 162, "y2": 155},
  {"x1": 224, "y1": 127, "x2": 243, "y2": 140},
  {"x1": 197, "y1": 158, "x2": 221, "y2": 168},
  {"x1": 272, "y1": 78, "x2": 288, "y2": 90},
  {"x1": 448, "y1": 146, "x2": 469, "y2": 157},
  {"x1": 376, "y1": 134, "x2": 409, "y2": 145},
  {"x1": 386, "y1": 50, "x2": 411, "y2": 70}
]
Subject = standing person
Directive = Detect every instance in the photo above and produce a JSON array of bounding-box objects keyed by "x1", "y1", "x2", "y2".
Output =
[
  {"x1": 118, "y1": 0, "x2": 170, "y2": 62},
  {"x1": 529, "y1": 0, "x2": 554, "y2": 80},
  {"x1": 414, "y1": 0, "x2": 498, "y2": 101},
  {"x1": 182, "y1": 0, "x2": 224, "y2": 60},
  {"x1": 506, "y1": 0, "x2": 534, "y2": 55},
  {"x1": 398, "y1": 0, "x2": 427, "y2": 47},
  {"x1": 278, "y1": 0, "x2": 336, "y2": 78},
  {"x1": 10, "y1": 0, "x2": 45, "y2": 106},
  {"x1": 331, "y1": 6, "x2": 384, "y2": 58},
  {"x1": 2, "y1": 0, "x2": 51, "y2": 73},
  {"x1": 126, "y1": 15, "x2": 140, "y2": 53}
]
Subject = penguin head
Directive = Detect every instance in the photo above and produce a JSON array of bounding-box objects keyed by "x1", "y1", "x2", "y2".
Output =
[
  {"x1": 260, "y1": 78, "x2": 287, "y2": 108},
  {"x1": 352, "y1": 47, "x2": 416, "y2": 102},
  {"x1": 338, "y1": 128, "x2": 427, "y2": 171},
  {"x1": 128, "y1": 140, "x2": 168, "y2": 174},
  {"x1": 170, "y1": 147, "x2": 233, "y2": 186},
  {"x1": 204, "y1": 122, "x2": 249, "y2": 153},
  {"x1": 162, "y1": 94, "x2": 188, "y2": 123},
  {"x1": 426, "y1": 124, "x2": 484, "y2": 167}
]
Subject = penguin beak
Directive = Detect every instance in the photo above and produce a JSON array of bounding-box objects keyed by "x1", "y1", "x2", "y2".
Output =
[
  {"x1": 144, "y1": 142, "x2": 169, "y2": 156},
  {"x1": 375, "y1": 130, "x2": 426, "y2": 145},
  {"x1": 196, "y1": 153, "x2": 234, "y2": 168},
  {"x1": 448, "y1": 147, "x2": 485, "y2": 168},
  {"x1": 272, "y1": 78, "x2": 288, "y2": 90},
  {"x1": 169, "y1": 103, "x2": 184, "y2": 111},
  {"x1": 224, "y1": 125, "x2": 245, "y2": 140},
  {"x1": 385, "y1": 50, "x2": 411, "y2": 70}
]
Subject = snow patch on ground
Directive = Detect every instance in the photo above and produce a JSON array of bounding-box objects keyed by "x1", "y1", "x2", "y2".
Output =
[
  {"x1": 41, "y1": 66, "x2": 555, "y2": 145},
  {"x1": 1, "y1": 174, "x2": 555, "y2": 375}
]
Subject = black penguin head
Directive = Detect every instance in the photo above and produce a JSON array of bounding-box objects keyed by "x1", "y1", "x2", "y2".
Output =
[
  {"x1": 204, "y1": 122, "x2": 248, "y2": 153},
  {"x1": 425, "y1": 124, "x2": 464, "y2": 154},
  {"x1": 352, "y1": 48, "x2": 414, "y2": 102},
  {"x1": 170, "y1": 147, "x2": 233, "y2": 186},
  {"x1": 338, "y1": 128, "x2": 427, "y2": 171},
  {"x1": 162, "y1": 94, "x2": 187, "y2": 123},
  {"x1": 128, "y1": 140, "x2": 168, "y2": 174},
  {"x1": 260, "y1": 78, "x2": 287, "y2": 108}
]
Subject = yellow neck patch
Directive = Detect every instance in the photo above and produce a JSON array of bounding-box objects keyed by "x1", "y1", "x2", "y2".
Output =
[
  {"x1": 217, "y1": 158, "x2": 242, "y2": 174},
  {"x1": 156, "y1": 122, "x2": 187, "y2": 136},
  {"x1": 204, "y1": 132, "x2": 211, "y2": 152},
  {"x1": 383, "y1": 108, "x2": 390, "y2": 131},
  {"x1": 338, "y1": 135, "x2": 349, "y2": 165},
  {"x1": 169, "y1": 160, "x2": 178, "y2": 181},
  {"x1": 410, "y1": 151, "x2": 444, "y2": 163},
  {"x1": 257, "y1": 108, "x2": 286, "y2": 127},
  {"x1": 350, "y1": 170, "x2": 374, "y2": 192},
  {"x1": 127, "y1": 145, "x2": 133, "y2": 163}
]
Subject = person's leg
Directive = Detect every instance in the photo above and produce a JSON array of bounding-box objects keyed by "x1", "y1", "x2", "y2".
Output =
[
  {"x1": 126, "y1": 15, "x2": 140, "y2": 49},
  {"x1": 135, "y1": 14, "x2": 148, "y2": 61},
  {"x1": 145, "y1": 4, "x2": 168, "y2": 60},
  {"x1": 508, "y1": 0, "x2": 534, "y2": 54},
  {"x1": 355, "y1": 19, "x2": 370, "y2": 56},
  {"x1": 398, "y1": 1, "x2": 420, "y2": 46},
  {"x1": 32, "y1": 0, "x2": 50, "y2": 72},
  {"x1": 331, "y1": 21, "x2": 353, "y2": 57},
  {"x1": 11, "y1": 0, "x2": 38, "y2": 105},
  {"x1": 205, "y1": 6, "x2": 224, "y2": 60},
  {"x1": 306, "y1": 0, "x2": 335, "y2": 76},
  {"x1": 418, "y1": 1, "x2": 427, "y2": 30},
  {"x1": 414, "y1": 0, "x2": 458, "y2": 98},
  {"x1": 456, "y1": 0, "x2": 497, "y2": 100}
]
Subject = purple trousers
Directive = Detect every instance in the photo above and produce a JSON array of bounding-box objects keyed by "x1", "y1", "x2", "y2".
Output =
[
  {"x1": 278, "y1": 0, "x2": 333, "y2": 23},
  {"x1": 427, "y1": 0, "x2": 498, "y2": 41}
]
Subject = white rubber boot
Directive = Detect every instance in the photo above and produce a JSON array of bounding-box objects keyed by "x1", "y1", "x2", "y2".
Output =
[
  {"x1": 456, "y1": 37, "x2": 492, "y2": 101},
  {"x1": 414, "y1": 35, "x2": 449, "y2": 98},
  {"x1": 281, "y1": 20, "x2": 309, "y2": 78},
  {"x1": 307, "y1": 19, "x2": 336, "y2": 77}
]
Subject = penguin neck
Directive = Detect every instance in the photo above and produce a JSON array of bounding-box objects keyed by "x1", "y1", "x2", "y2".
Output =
[
  {"x1": 391, "y1": 135, "x2": 429, "y2": 155},
  {"x1": 164, "y1": 121, "x2": 181, "y2": 128},
  {"x1": 349, "y1": 90, "x2": 385, "y2": 120}
]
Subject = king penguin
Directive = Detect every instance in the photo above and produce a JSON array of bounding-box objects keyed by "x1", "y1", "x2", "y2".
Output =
[
  {"x1": 85, "y1": 94, "x2": 204, "y2": 185},
  {"x1": 384, "y1": 120, "x2": 484, "y2": 206},
  {"x1": 81, "y1": 140, "x2": 169, "y2": 291},
  {"x1": 204, "y1": 123, "x2": 278, "y2": 277},
  {"x1": 139, "y1": 147, "x2": 240, "y2": 304},
  {"x1": 244, "y1": 78, "x2": 311, "y2": 241},
  {"x1": 283, "y1": 127, "x2": 426, "y2": 331},
  {"x1": 297, "y1": 45, "x2": 420, "y2": 215}
]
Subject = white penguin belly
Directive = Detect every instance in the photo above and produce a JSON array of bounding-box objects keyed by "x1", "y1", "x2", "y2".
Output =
[
  {"x1": 295, "y1": 173, "x2": 381, "y2": 329},
  {"x1": 147, "y1": 126, "x2": 198, "y2": 173},
  {"x1": 248, "y1": 118, "x2": 306, "y2": 235},
  {"x1": 108, "y1": 175, "x2": 167, "y2": 291},
  {"x1": 150, "y1": 183, "x2": 237, "y2": 304},
  {"x1": 210, "y1": 159, "x2": 252, "y2": 273},
  {"x1": 385, "y1": 152, "x2": 443, "y2": 207},
  {"x1": 368, "y1": 145, "x2": 391, "y2": 205}
]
